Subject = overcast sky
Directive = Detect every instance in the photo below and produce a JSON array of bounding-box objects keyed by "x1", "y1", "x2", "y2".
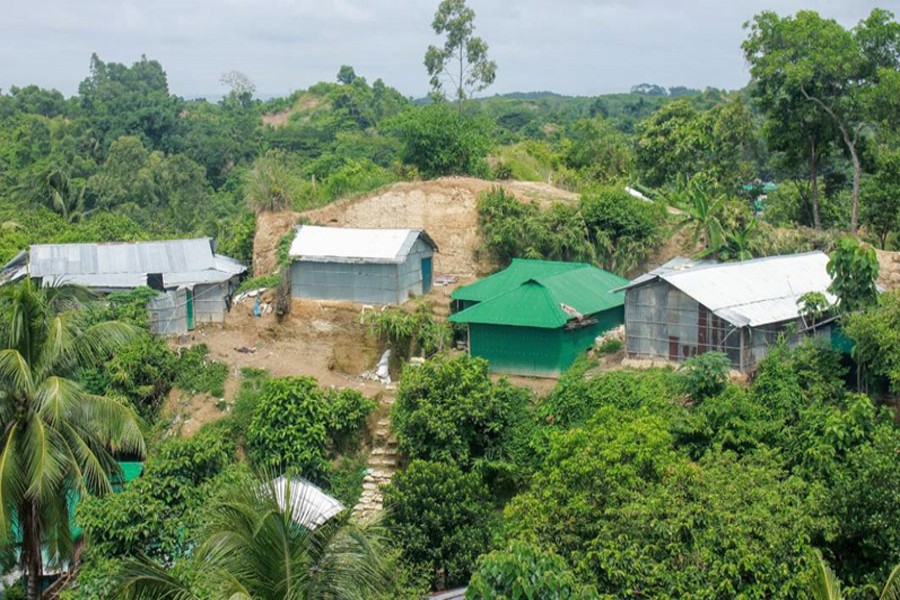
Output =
[{"x1": 0, "y1": 0, "x2": 892, "y2": 100}]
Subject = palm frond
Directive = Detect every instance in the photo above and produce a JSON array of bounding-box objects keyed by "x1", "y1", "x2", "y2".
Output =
[
  {"x1": 882, "y1": 563, "x2": 900, "y2": 600},
  {"x1": 22, "y1": 414, "x2": 68, "y2": 502},
  {"x1": 116, "y1": 557, "x2": 200, "y2": 600},
  {"x1": 810, "y1": 550, "x2": 843, "y2": 600},
  {"x1": 0, "y1": 350, "x2": 34, "y2": 398},
  {"x1": 0, "y1": 422, "x2": 23, "y2": 535}
]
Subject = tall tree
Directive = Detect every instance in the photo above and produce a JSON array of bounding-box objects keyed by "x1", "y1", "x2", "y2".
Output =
[
  {"x1": 0, "y1": 279, "x2": 144, "y2": 599},
  {"x1": 744, "y1": 9, "x2": 900, "y2": 235},
  {"x1": 424, "y1": 0, "x2": 497, "y2": 113}
]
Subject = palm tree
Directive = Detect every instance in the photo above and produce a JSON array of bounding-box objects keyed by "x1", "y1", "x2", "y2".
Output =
[
  {"x1": 721, "y1": 218, "x2": 760, "y2": 262},
  {"x1": 811, "y1": 551, "x2": 900, "y2": 600},
  {"x1": 670, "y1": 177, "x2": 726, "y2": 257},
  {"x1": 0, "y1": 278, "x2": 145, "y2": 599},
  {"x1": 117, "y1": 475, "x2": 393, "y2": 599}
]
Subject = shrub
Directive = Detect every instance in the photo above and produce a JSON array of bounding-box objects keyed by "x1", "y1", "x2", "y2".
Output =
[
  {"x1": 391, "y1": 354, "x2": 530, "y2": 469},
  {"x1": 678, "y1": 351, "x2": 732, "y2": 401},
  {"x1": 325, "y1": 388, "x2": 377, "y2": 452},
  {"x1": 579, "y1": 187, "x2": 666, "y2": 273},
  {"x1": 231, "y1": 368, "x2": 271, "y2": 436},
  {"x1": 78, "y1": 428, "x2": 235, "y2": 560},
  {"x1": 175, "y1": 344, "x2": 229, "y2": 398},
  {"x1": 246, "y1": 376, "x2": 329, "y2": 479},
  {"x1": 364, "y1": 302, "x2": 452, "y2": 362},
  {"x1": 596, "y1": 338, "x2": 622, "y2": 355},
  {"x1": 235, "y1": 273, "x2": 280, "y2": 295},
  {"x1": 326, "y1": 452, "x2": 369, "y2": 508},
  {"x1": 87, "y1": 332, "x2": 177, "y2": 418},
  {"x1": 384, "y1": 460, "x2": 493, "y2": 590},
  {"x1": 389, "y1": 104, "x2": 492, "y2": 178},
  {"x1": 467, "y1": 540, "x2": 598, "y2": 599}
]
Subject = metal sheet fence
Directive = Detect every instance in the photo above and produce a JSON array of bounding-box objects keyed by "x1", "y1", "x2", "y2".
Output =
[{"x1": 624, "y1": 299, "x2": 820, "y2": 370}]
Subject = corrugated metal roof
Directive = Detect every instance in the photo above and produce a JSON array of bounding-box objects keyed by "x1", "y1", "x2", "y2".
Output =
[
  {"x1": 450, "y1": 263, "x2": 629, "y2": 328},
  {"x1": 643, "y1": 252, "x2": 834, "y2": 327},
  {"x1": 620, "y1": 256, "x2": 716, "y2": 290},
  {"x1": 289, "y1": 225, "x2": 437, "y2": 265},
  {"x1": 451, "y1": 259, "x2": 585, "y2": 304},
  {"x1": 269, "y1": 475, "x2": 345, "y2": 530},
  {"x1": 22, "y1": 239, "x2": 246, "y2": 289}
]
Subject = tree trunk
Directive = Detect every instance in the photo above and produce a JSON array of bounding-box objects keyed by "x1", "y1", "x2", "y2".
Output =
[
  {"x1": 848, "y1": 141, "x2": 861, "y2": 237},
  {"x1": 22, "y1": 499, "x2": 43, "y2": 600},
  {"x1": 808, "y1": 136, "x2": 821, "y2": 230}
]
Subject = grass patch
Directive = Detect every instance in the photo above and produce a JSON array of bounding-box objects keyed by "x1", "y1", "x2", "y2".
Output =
[{"x1": 175, "y1": 344, "x2": 228, "y2": 398}]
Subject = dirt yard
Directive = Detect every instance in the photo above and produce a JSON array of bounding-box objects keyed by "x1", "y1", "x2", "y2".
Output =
[{"x1": 252, "y1": 177, "x2": 580, "y2": 276}]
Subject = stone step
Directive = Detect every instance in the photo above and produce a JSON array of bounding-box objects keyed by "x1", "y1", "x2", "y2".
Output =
[{"x1": 370, "y1": 447, "x2": 398, "y2": 457}]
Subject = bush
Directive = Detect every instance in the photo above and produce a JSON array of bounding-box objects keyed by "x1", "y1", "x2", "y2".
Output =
[
  {"x1": 389, "y1": 104, "x2": 492, "y2": 178},
  {"x1": 235, "y1": 274, "x2": 280, "y2": 295},
  {"x1": 467, "y1": 540, "x2": 598, "y2": 599},
  {"x1": 364, "y1": 302, "x2": 452, "y2": 362},
  {"x1": 391, "y1": 355, "x2": 530, "y2": 469},
  {"x1": 326, "y1": 452, "x2": 369, "y2": 508},
  {"x1": 384, "y1": 460, "x2": 494, "y2": 590},
  {"x1": 84, "y1": 332, "x2": 177, "y2": 418},
  {"x1": 231, "y1": 367, "x2": 271, "y2": 436},
  {"x1": 325, "y1": 388, "x2": 377, "y2": 453},
  {"x1": 78, "y1": 427, "x2": 235, "y2": 560},
  {"x1": 246, "y1": 376, "x2": 329, "y2": 479},
  {"x1": 678, "y1": 351, "x2": 732, "y2": 401},
  {"x1": 175, "y1": 344, "x2": 229, "y2": 398},
  {"x1": 596, "y1": 338, "x2": 622, "y2": 355},
  {"x1": 579, "y1": 187, "x2": 666, "y2": 273}
]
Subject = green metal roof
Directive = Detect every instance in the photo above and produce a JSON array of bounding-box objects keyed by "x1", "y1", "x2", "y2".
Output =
[
  {"x1": 450, "y1": 263, "x2": 629, "y2": 329},
  {"x1": 451, "y1": 259, "x2": 589, "y2": 304},
  {"x1": 12, "y1": 461, "x2": 144, "y2": 544}
]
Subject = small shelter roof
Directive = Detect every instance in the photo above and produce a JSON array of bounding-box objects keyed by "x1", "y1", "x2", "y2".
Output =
[
  {"x1": 19, "y1": 238, "x2": 246, "y2": 289},
  {"x1": 450, "y1": 262, "x2": 629, "y2": 329},
  {"x1": 289, "y1": 225, "x2": 437, "y2": 265},
  {"x1": 624, "y1": 252, "x2": 835, "y2": 327},
  {"x1": 269, "y1": 475, "x2": 345, "y2": 530}
]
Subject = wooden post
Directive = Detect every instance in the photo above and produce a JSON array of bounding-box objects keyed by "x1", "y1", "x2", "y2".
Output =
[{"x1": 739, "y1": 328, "x2": 746, "y2": 372}]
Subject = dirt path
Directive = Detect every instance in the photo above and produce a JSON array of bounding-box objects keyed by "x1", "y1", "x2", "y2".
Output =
[{"x1": 353, "y1": 396, "x2": 400, "y2": 521}]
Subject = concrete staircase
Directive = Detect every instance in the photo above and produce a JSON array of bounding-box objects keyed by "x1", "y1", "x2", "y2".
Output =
[{"x1": 353, "y1": 399, "x2": 401, "y2": 521}]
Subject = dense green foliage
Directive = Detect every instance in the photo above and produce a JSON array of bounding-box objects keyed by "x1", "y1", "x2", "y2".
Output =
[
  {"x1": 115, "y1": 474, "x2": 394, "y2": 600},
  {"x1": 244, "y1": 375, "x2": 378, "y2": 480},
  {"x1": 467, "y1": 541, "x2": 598, "y2": 599},
  {"x1": 78, "y1": 427, "x2": 235, "y2": 560},
  {"x1": 383, "y1": 459, "x2": 494, "y2": 590},
  {"x1": 844, "y1": 291, "x2": 900, "y2": 394},
  {"x1": 246, "y1": 376, "x2": 330, "y2": 478},
  {"x1": 3, "y1": 7, "x2": 900, "y2": 598},
  {"x1": 476, "y1": 186, "x2": 666, "y2": 274},
  {"x1": 391, "y1": 355, "x2": 531, "y2": 472},
  {"x1": 0, "y1": 280, "x2": 145, "y2": 597},
  {"x1": 827, "y1": 237, "x2": 880, "y2": 314}
]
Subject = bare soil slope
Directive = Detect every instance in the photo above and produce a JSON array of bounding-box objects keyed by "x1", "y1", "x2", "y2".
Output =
[
  {"x1": 252, "y1": 177, "x2": 579, "y2": 277},
  {"x1": 876, "y1": 249, "x2": 900, "y2": 291}
]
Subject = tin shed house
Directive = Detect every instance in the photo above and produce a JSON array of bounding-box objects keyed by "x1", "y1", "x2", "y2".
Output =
[
  {"x1": 1, "y1": 238, "x2": 246, "y2": 336},
  {"x1": 450, "y1": 260, "x2": 629, "y2": 377},
  {"x1": 622, "y1": 252, "x2": 836, "y2": 371},
  {"x1": 288, "y1": 225, "x2": 437, "y2": 305}
]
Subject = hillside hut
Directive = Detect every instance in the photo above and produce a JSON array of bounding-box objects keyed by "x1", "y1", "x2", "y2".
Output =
[
  {"x1": 450, "y1": 259, "x2": 629, "y2": 377},
  {"x1": 1, "y1": 238, "x2": 246, "y2": 335},
  {"x1": 622, "y1": 252, "x2": 836, "y2": 371},
  {"x1": 288, "y1": 225, "x2": 437, "y2": 305}
]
